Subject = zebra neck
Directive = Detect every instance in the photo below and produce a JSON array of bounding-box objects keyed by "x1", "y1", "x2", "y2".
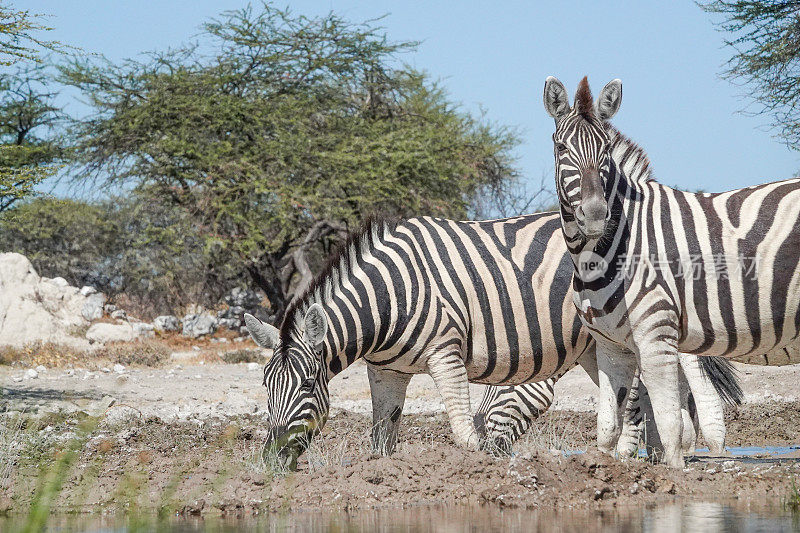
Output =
[
  {"x1": 281, "y1": 219, "x2": 413, "y2": 381},
  {"x1": 291, "y1": 295, "x2": 376, "y2": 381},
  {"x1": 312, "y1": 276, "x2": 392, "y2": 380},
  {"x1": 566, "y1": 158, "x2": 639, "y2": 286}
]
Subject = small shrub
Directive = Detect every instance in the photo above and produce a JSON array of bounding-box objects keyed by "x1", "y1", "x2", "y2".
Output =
[
  {"x1": 221, "y1": 349, "x2": 264, "y2": 365},
  {"x1": 98, "y1": 340, "x2": 171, "y2": 367}
]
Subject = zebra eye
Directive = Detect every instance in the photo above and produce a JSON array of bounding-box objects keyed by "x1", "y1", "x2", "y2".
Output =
[
  {"x1": 300, "y1": 376, "x2": 316, "y2": 390},
  {"x1": 556, "y1": 143, "x2": 568, "y2": 154}
]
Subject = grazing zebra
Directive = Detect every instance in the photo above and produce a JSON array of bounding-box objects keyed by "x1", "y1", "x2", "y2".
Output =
[
  {"x1": 543, "y1": 75, "x2": 799, "y2": 467},
  {"x1": 473, "y1": 377, "x2": 557, "y2": 454},
  {"x1": 244, "y1": 213, "x2": 738, "y2": 467}
]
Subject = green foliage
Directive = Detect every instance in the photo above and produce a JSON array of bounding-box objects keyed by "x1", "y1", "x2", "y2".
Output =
[
  {"x1": 0, "y1": 196, "x2": 120, "y2": 284},
  {"x1": 0, "y1": 63, "x2": 65, "y2": 212},
  {"x1": 701, "y1": 1, "x2": 800, "y2": 147},
  {"x1": 0, "y1": 3, "x2": 67, "y2": 65},
  {"x1": 60, "y1": 2, "x2": 520, "y2": 318},
  {"x1": 0, "y1": 195, "x2": 230, "y2": 315}
]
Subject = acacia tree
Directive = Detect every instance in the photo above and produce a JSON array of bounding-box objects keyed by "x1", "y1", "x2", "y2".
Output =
[
  {"x1": 61, "y1": 3, "x2": 520, "y2": 319},
  {"x1": 0, "y1": 63, "x2": 64, "y2": 212},
  {"x1": 0, "y1": 4, "x2": 68, "y2": 211},
  {"x1": 702, "y1": 1, "x2": 800, "y2": 147},
  {"x1": 0, "y1": 3, "x2": 65, "y2": 65}
]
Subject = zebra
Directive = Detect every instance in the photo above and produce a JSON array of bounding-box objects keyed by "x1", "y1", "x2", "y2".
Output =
[
  {"x1": 243, "y1": 213, "x2": 739, "y2": 467},
  {"x1": 542, "y1": 75, "x2": 800, "y2": 467},
  {"x1": 473, "y1": 377, "x2": 557, "y2": 455}
]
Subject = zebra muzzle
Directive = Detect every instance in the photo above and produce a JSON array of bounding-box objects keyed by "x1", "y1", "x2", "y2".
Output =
[{"x1": 262, "y1": 418, "x2": 324, "y2": 470}]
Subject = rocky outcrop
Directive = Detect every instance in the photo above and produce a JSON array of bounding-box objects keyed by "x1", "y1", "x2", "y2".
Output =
[
  {"x1": 216, "y1": 288, "x2": 270, "y2": 331},
  {"x1": 81, "y1": 292, "x2": 106, "y2": 321},
  {"x1": 182, "y1": 311, "x2": 218, "y2": 338},
  {"x1": 0, "y1": 253, "x2": 92, "y2": 349},
  {"x1": 153, "y1": 315, "x2": 180, "y2": 332}
]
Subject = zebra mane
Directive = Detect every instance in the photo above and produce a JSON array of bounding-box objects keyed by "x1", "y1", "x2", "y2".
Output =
[
  {"x1": 278, "y1": 215, "x2": 399, "y2": 348},
  {"x1": 606, "y1": 125, "x2": 655, "y2": 184}
]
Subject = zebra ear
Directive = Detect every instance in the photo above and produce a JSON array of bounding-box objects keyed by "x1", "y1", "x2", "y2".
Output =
[
  {"x1": 596, "y1": 79, "x2": 622, "y2": 121},
  {"x1": 303, "y1": 303, "x2": 327, "y2": 347},
  {"x1": 544, "y1": 76, "x2": 570, "y2": 120},
  {"x1": 244, "y1": 313, "x2": 279, "y2": 349}
]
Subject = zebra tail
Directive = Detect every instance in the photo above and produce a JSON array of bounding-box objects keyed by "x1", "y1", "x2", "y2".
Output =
[{"x1": 697, "y1": 356, "x2": 744, "y2": 406}]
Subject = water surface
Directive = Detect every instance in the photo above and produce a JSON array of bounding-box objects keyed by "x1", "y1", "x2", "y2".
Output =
[{"x1": 1, "y1": 501, "x2": 797, "y2": 532}]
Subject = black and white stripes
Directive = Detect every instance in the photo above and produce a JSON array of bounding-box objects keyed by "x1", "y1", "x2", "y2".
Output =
[
  {"x1": 245, "y1": 205, "x2": 737, "y2": 464},
  {"x1": 544, "y1": 75, "x2": 798, "y2": 467}
]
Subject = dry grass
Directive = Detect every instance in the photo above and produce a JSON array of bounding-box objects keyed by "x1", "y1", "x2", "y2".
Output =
[
  {"x1": 514, "y1": 411, "x2": 591, "y2": 455},
  {"x1": 220, "y1": 349, "x2": 264, "y2": 365},
  {"x1": 0, "y1": 343, "x2": 86, "y2": 368},
  {"x1": 94, "y1": 339, "x2": 172, "y2": 367}
]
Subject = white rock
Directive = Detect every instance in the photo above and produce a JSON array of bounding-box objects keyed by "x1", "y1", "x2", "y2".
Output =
[
  {"x1": 131, "y1": 322, "x2": 155, "y2": 338},
  {"x1": 153, "y1": 315, "x2": 180, "y2": 332},
  {"x1": 35, "y1": 364, "x2": 46, "y2": 372},
  {"x1": 247, "y1": 362, "x2": 260, "y2": 371},
  {"x1": 12, "y1": 376, "x2": 22, "y2": 382},
  {"x1": 110, "y1": 309, "x2": 127, "y2": 320},
  {"x1": 81, "y1": 293, "x2": 106, "y2": 321},
  {"x1": 101, "y1": 367, "x2": 111, "y2": 373},
  {"x1": 181, "y1": 311, "x2": 218, "y2": 338},
  {"x1": 80, "y1": 286, "x2": 97, "y2": 296},
  {"x1": 0, "y1": 253, "x2": 92, "y2": 349},
  {"x1": 86, "y1": 322, "x2": 136, "y2": 343},
  {"x1": 113, "y1": 363, "x2": 125, "y2": 373},
  {"x1": 25, "y1": 368, "x2": 38, "y2": 379}
]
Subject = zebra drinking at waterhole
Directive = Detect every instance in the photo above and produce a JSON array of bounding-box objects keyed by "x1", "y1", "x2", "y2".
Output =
[
  {"x1": 543, "y1": 75, "x2": 800, "y2": 467},
  {"x1": 244, "y1": 214, "x2": 739, "y2": 467}
]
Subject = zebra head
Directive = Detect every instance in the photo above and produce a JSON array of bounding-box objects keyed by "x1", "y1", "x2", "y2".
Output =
[
  {"x1": 543, "y1": 76, "x2": 622, "y2": 240},
  {"x1": 244, "y1": 305, "x2": 330, "y2": 470}
]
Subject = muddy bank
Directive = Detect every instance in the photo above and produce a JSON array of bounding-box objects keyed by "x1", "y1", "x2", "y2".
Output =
[{"x1": 2, "y1": 405, "x2": 799, "y2": 517}]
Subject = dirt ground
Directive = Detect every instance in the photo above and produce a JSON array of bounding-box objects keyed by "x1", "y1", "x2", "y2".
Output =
[
  {"x1": 1, "y1": 408, "x2": 799, "y2": 517},
  {"x1": 1, "y1": 358, "x2": 800, "y2": 517}
]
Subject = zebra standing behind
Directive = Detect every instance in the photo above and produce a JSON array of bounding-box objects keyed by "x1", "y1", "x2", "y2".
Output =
[
  {"x1": 543, "y1": 75, "x2": 800, "y2": 467},
  {"x1": 244, "y1": 213, "x2": 738, "y2": 467}
]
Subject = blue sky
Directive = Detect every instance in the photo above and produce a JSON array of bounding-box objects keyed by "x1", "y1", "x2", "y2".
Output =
[{"x1": 26, "y1": 0, "x2": 800, "y2": 196}]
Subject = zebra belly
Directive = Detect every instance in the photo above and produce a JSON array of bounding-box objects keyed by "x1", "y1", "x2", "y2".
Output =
[{"x1": 732, "y1": 336, "x2": 800, "y2": 366}]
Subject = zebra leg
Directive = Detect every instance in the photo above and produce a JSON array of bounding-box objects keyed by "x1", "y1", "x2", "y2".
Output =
[
  {"x1": 367, "y1": 364, "x2": 413, "y2": 456},
  {"x1": 615, "y1": 369, "x2": 644, "y2": 457},
  {"x1": 678, "y1": 355, "x2": 726, "y2": 454},
  {"x1": 578, "y1": 346, "x2": 644, "y2": 457},
  {"x1": 616, "y1": 369, "x2": 701, "y2": 458},
  {"x1": 595, "y1": 343, "x2": 638, "y2": 456},
  {"x1": 427, "y1": 349, "x2": 480, "y2": 449},
  {"x1": 636, "y1": 342, "x2": 684, "y2": 468}
]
